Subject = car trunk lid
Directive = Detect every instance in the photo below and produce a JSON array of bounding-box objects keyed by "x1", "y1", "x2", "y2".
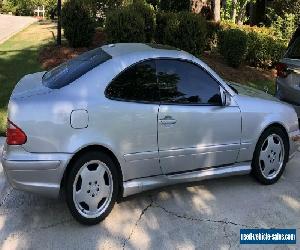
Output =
[{"x1": 11, "y1": 71, "x2": 51, "y2": 100}]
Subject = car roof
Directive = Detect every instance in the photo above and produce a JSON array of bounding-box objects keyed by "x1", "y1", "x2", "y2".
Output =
[{"x1": 101, "y1": 43, "x2": 188, "y2": 59}]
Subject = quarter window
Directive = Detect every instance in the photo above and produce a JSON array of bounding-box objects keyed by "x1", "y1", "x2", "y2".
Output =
[
  {"x1": 105, "y1": 60, "x2": 159, "y2": 102},
  {"x1": 157, "y1": 59, "x2": 222, "y2": 105}
]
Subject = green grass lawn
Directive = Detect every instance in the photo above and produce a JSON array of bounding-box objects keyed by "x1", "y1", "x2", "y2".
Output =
[{"x1": 0, "y1": 22, "x2": 56, "y2": 136}]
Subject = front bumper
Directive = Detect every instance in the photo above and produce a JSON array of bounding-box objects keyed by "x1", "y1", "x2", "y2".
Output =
[{"x1": 1, "y1": 145, "x2": 72, "y2": 198}]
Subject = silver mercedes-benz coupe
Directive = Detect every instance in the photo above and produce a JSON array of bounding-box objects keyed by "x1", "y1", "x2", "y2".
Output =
[{"x1": 1, "y1": 43, "x2": 300, "y2": 224}]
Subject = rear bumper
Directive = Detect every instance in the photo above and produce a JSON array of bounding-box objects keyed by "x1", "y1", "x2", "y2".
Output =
[
  {"x1": 276, "y1": 79, "x2": 300, "y2": 117},
  {"x1": 1, "y1": 145, "x2": 72, "y2": 198}
]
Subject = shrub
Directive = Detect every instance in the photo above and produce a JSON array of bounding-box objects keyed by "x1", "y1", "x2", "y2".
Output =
[
  {"x1": 62, "y1": 0, "x2": 96, "y2": 47},
  {"x1": 206, "y1": 21, "x2": 221, "y2": 51},
  {"x1": 246, "y1": 32, "x2": 286, "y2": 67},
  {"x1": 155, "y1": 12, "x2": 207, "y2": 55},
  {"x1": 105, "y1": 8, "x2": 146, "y2": 43},
  {"x1": 159, "y1": 0, "x2": 190, "y2": 12},
  {"x1": 218, "y1": 29, "x2": 248, "y2": 68},
  {"x1": 218, "y1": 21, "x2": 287, "y2": 68},
  {"x1": 175, "y1": 12, "x2": 207, "y2": 55},
  {"x1": 155, "y1": 12, "x2": 178, "y2": 45},
  {"x1": 128, "y1": 1, "x2": 155, "y2": 42}
]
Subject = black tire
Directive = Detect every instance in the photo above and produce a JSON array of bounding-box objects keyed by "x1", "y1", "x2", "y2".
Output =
[
  {"x1": 252, "y1": 126, "x2": 289, "y2": 185},
  {"x1": 66, "y1": 151, "x2": 119, "y2": 225}
]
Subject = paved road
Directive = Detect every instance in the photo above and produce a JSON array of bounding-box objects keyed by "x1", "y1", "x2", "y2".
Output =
[
  {"x1": 0, "y1": 140, "x2": 299, "y2": 249},
  {"x1": 0, "y1": 15, "x2": 36, "y2": 44}
]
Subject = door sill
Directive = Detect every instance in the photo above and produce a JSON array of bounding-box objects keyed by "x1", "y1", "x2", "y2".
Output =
[{"x1": 123, "y1": 162, "x2": 251, "y2": 197}]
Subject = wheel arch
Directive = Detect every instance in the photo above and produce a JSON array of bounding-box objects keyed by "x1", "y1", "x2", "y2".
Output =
[
  {"x1": 61, "y1": 144, "x2": 124, "y2": 200},
  {"x1": 257, "y1": 122, "x2": 290, "y2": 156}
]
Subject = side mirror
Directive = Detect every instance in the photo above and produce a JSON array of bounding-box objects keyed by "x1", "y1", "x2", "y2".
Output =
[{"x1": 222, "y1": 91, "x2": 231, "y2": 106}]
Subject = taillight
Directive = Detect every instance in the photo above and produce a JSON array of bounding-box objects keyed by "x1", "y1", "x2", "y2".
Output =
[
  {"x1": 276, "y1": 63, "x2": 288, "y2": 78},
  {"x1": 6, "y1": 119, "x2": 27, "y2": 145}
]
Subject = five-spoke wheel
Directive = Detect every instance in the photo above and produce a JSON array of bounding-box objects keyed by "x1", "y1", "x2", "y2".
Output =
[
  {"x1": 66, "y1": 151, "x2": 118, "y2": 225},
  {"x1": 252, "y1": 127, "x2": 288, "y2": 184}
]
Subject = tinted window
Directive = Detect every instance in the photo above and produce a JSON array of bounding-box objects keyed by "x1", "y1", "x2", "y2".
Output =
[
  {"x1": 286, "y1": 37, "x2": 300, "y2": 59},
  {"x1": 157, "y1": 60, "x2": 222, "y2": 105},
  {"x1": 43, "y1": 48, "x2": 112, "y2": 89},
  {"x1": 106, "y1": 60, "x2": 159, "y2": 102}
]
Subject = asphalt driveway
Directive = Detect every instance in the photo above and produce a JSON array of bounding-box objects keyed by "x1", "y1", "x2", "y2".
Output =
[
  {"x1": 0, "y1": 138, "x2": 299, "y2": 249},
  {"x1": 0, "y1": 14, "x2": 36, "y2": 44}
]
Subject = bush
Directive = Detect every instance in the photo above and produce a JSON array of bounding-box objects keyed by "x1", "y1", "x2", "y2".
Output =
[
  {"x1": 246, "y1": 32, "x2": 286, "y2": 67},
  {"x1": 105, "y1": 7, "x2": 146, "y2": 43},
  {"x1": 218, "y1": 29, "x2": 248, "y2": 68},
  {"x1": 62, "y1": 0, "x2": 96, "y2": 47},
  {"x1": 159, "y1": 0, "x2": 190, "y2": 12},
  {"x1": 155, "y1": 12, "x2": 178, "y2": 45},
  {"x1": 175, "y1": 12, "x2": 207, "y2": 55},
  {"x1": 155, "y1": 11, "x2": 207, "y2": 55},
  {"x1": 128, "y1": 1, "x2": 155, "y2": 42},
  {"x1": 206, "y1": 21, "x2": 221, "y2": 51},
  {"x1": 218, "y1": 21, "x2": 287, "y2": 68}
]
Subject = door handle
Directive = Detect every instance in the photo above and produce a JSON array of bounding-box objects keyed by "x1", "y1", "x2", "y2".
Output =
[{"x1": 159, "y1": 116, "x2": 177, "y2": 125}]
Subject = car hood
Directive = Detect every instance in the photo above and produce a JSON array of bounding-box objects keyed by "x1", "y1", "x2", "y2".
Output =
[
  {"x1": 227, "y1": 81, "x2": 278, "y2": 101},
  {"x1": 11, "y1": 71, "x2": 51, "y2": 100}
]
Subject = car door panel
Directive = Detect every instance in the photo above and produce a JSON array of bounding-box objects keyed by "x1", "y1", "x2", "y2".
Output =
[
  {"x1": 158, "y1": 105, "x2": 241, "y2": 174},
  {"x1": 156, "y1": 59, "x2": 242, "y2": 174}
]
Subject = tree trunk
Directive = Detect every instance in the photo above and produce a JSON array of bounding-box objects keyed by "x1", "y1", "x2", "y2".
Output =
[
  {"x1": 231, "y1": 0, "x2": 237, "y2": 23},
  {"x1": 236, "y1": 1, "x2": 248, "y2": 25},
  {"x1": 57, "y1": 0, "x2": 62, "y2": 46},
  {"x1": 213, "y1": 0, "x2": 221, "y2": 22}
]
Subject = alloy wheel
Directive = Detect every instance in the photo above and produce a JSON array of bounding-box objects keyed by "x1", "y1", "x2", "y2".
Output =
[{"x1": 73, "y1": 160, "x2": 113, "y2": 218}]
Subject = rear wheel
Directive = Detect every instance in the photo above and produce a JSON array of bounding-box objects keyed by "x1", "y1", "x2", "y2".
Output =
[
  {"x1": 252, "y1": 127, "x2": 289, "y2": 185},
  {"x1": 66, "y1": 151, "x2": 118, "y2": 225}
]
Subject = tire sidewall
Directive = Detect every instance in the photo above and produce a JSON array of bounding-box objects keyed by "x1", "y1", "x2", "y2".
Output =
[
  {"x1": 252, "y1": 127, "x2": 289, "y2": 185},
  {"x1": 66, "y1": 151, "x2": 119, "y2": 225}
]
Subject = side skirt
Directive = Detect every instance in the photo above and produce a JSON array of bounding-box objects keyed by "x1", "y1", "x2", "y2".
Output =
[{"x1": 123, "y1": 162, "x2": 251, "y2": 197}]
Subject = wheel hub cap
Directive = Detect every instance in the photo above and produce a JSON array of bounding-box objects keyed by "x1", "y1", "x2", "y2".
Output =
[
  {"x1": 259, "y1": 134, "x2": 285, "y2": 179},
  {"x1": 73, "y1": 160, "x2": 113, "y2": 218}
]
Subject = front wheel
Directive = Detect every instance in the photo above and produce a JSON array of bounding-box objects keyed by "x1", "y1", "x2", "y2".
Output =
[
  {"x1": 66, "y1": 151, "x2": 119, "y2": 225},
  {"x1": 252, "y1": 127, "x2": 289, "y2": 185}
]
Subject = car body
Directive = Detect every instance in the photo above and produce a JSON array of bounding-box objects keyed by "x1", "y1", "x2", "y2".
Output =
[
  {"x1": 1, "y1": 43, "x2": 300, "y2": 224},
  {"x1": 276, "y1": 36, "x2": 300, "y2": 118}
]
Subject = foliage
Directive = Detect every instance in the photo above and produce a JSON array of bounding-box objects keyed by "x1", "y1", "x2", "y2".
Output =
[
  {"x1": 267, "y1": 8, "x2": 296, "y2": 41},
  {"x1": 155, "y1": 12, "x2": 178, "y2": 45},
  {"x1": 1, "y1": 0, "x2": 34, "y2": 15},
  {"x1": 1, "y1": 0, "x2": 57, "y2": 16},
  {"x1": 155, "y1": 11, "x2": 207, "y2": 55},
  {"x1": 176, "y1": 12, "x2": 207, "y2": 55},
  {"x1": 272, "y1": 0, "x2": 300, "y2": 23},
  {"x1": 127, "y1": 1, "x2": 155, "y2": 42},
  {"x1": 218, "y1": 29, "x2": 248, "y2": 67},
  {"x1": 61, "y1": 0, "x2": 96, "y2": 47},
  {"x1": 246, "y1": 32, "x2": 286, "y2": 67},
  {"x1": 105, "y1": 1, "x2": 155, "y2": 43},
  {"x1": 105, "y1": 7, "x2": 146, "y2": 43},
  {"x1": 159, "y1": 0, "x2": 190, "y2": 12},
  {"x1": 218, "y1": 22, "x2": 287, "y2": 67}
]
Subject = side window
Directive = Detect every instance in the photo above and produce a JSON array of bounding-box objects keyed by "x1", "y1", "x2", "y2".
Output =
[
  {"x1": 105, "y1": 60, "x2": 159, "y2": 102},
  {"x1": 157, "y1": 59, "x2": 222, "y2": 105}
]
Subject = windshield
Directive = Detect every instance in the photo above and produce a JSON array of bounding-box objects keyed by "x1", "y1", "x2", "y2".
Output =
[{"x1": 42, "y1": 47, "x2": 112, "y2": 89}]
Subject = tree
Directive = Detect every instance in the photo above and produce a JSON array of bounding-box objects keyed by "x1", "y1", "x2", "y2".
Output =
[
  {"x1": 212, "y1": 0, "x2": 220, "y2": 22},
  {"x1": 57, "y1": 0, "x2": 61, "y2": 45}
]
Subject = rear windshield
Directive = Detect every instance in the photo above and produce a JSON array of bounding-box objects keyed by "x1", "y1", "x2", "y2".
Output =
[
  {"x1": 285, "y1": 37, "x2": 300, "y2": 59},
  {"x1": 42, "y1": 47, "x2": 112, "y2": 89}
]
